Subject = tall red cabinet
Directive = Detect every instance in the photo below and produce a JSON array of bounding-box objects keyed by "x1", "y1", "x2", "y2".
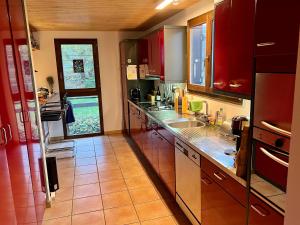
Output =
[{"x1": 0, "y1": 0, "x2": 46, "y2": 224}]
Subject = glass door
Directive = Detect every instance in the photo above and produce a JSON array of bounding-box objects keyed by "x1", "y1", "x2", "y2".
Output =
[{"x1": 54, "y1": 39, "x2": 104, "y2": 137}]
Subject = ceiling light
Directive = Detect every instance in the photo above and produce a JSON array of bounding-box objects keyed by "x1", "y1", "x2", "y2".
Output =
[{"x1": 156, "y1": 0, "x2": 173, "y2": 10}]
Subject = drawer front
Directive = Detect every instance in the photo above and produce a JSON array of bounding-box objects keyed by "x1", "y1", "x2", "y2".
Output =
[
  {"x1": 249, "y1": 194, "x2": 284, "y2": 225},
  {"x1": 201, "y1": 157, "x2": 247, "y2": 206}
]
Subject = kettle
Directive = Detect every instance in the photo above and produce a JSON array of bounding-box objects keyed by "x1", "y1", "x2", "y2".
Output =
[{"x1": 231, "y1": 116, "x2": 248, "y2": 151}]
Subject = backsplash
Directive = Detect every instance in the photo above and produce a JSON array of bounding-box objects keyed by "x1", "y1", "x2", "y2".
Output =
[{"x1": 156, "y1": 81, "x2": 251, "y2": 121}]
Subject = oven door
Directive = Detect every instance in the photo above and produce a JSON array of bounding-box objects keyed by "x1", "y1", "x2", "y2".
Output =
[
  {"x1": 254, "y1": 73, "x2": 295, "y2": 138},
  {"x1": 253, "y1": 141, "x2": 289, "y2": 191}
]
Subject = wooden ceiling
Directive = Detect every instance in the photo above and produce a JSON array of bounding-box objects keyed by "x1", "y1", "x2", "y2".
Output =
[{"x1": 26, "y1": 0, "x2": 199, "y2": 31}]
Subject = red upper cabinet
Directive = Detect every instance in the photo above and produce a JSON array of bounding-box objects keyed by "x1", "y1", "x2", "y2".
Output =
[
  {"x1": 255, "y1": 0, "x2": 300, "y2": 73},
  {"x1": 214, "y1": 0, "x2": 255, "y2": 98},
  {"x1": 139, "y1": 26, "x2": 186, "y2": 82}
]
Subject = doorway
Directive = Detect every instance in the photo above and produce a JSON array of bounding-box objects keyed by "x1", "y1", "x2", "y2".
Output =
[{"x1": 54, "y1": 39, "x2": 104, "y2": 138}]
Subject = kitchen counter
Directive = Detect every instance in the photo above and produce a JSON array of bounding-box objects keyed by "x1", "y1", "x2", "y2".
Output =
[{"x1": 129, "y1": 100, "x2": 247, "y2": 187}]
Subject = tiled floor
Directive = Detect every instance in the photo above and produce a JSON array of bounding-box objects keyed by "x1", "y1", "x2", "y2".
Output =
[{"x1": 42, "y1": 134, "x2": 189, "y2": 225}]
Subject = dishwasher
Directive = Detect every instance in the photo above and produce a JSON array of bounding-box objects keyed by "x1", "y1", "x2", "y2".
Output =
[{"x1": 175, "y1": 138, "x2": 201, "y2": 225}]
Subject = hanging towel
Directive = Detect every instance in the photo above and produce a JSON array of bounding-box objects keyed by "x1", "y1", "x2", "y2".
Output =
[{"x1": 65, "y1": 101, "x2": 75, "y2": 124}]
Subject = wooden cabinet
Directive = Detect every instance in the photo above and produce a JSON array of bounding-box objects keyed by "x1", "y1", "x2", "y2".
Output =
[
  {"x1": 255, "y1": 0, "x2": 299, "y2": 73},
  {"x1": 214, "y1": 0, "x2": 255, "y2": 98},
  {"x1": 201, "y1": 171, "x2": 246, "y2": 225},
  {"x1": 248, "y1": 194, "x2": 284, "y2": 225},
  {"x1": 139, "y1": 26, "x2": 186, "y2": 82}
]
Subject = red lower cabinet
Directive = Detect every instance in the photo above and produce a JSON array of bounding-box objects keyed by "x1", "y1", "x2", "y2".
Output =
[
  {"x1": 201, "y1": 171, "x2": 246, "y2": 225},
  {"x1": 248, "y1": 194, "x2": 284, "y2": 225}
]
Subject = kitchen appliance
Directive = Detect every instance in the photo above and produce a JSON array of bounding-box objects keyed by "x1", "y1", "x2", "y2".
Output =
[
  {"x1": 231, "y1": 116, "x2": 248, "y2": 151},
  {"x1": 130, "y1": 88, "x2": 141, "y2": 102},
  {"x1": 252, "y1": 73, "x2": 295, "y2": 191},
  {"x1": 175, "y1": 138, "x2": 201, "y2": 225}
]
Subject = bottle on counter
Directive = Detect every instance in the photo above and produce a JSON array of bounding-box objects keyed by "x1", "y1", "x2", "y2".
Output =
[
  {"x1": 156, "y1": 87, "x2": 161, "y2": 101},
  {"x1": 216, "y1": 108, "x2": 225, "y2": 125}
]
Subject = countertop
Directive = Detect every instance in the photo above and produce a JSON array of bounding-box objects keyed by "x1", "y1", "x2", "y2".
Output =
[
  {"x1": 129, "y1": 100, "x2": 247, "y2": 187},
  {"x1": 129, "y1": 100, "x2": 286, "y2": 215}
]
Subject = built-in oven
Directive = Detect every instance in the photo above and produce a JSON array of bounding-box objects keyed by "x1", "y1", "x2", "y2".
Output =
[{"x1": 252, "y1": 72, "x2": 295, "y2": 198}]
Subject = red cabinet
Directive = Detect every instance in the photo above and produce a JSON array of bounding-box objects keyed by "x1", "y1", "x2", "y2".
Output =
[
  {"x1": 201, "y1": 171, "x2": 246, "y2": 225},
  {"x1": 255, "y1": 0, "x2": 299, "y2": 73},
  {"x1": 248, "y1": 194, "x2": 284, "y2": 225},
  {"x1": 214, "y1": 0, "x2": 255, "y2": 98},
  {"x1": 0, "y1": 0, "x2": 46, "y2": 224}
]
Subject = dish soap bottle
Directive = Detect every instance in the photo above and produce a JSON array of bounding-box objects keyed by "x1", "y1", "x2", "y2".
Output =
[
  {"x1": 216, "y1": 108, "x2": 224, "y2": 125},
  {"x1": 156, "y1": 87, "x2": 161, "y2": 101}
]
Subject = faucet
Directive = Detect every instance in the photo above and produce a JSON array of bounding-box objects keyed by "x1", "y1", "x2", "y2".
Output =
[{"x1": 195, "y1": 101, "x2": 210, "y2": 125}]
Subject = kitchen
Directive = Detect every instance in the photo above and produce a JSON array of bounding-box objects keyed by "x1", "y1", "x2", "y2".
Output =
[{"x1": 0, "y1": 0, "x2": 299, "y2": 225}]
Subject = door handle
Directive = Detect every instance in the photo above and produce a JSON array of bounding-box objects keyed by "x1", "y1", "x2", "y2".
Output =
[
  {"x1": 213, "y1": 172, "x2": 225, "y2": 181},
  {"x1": 1, "y1": 127, "x2": 8, "y2": 146},
  {"x1": 261, "y1": 121, "x2": 291, "y2": 137},
  {"x1": 250, "y1": 204, "x2": 269, "y2": 217},
  {"x1": 259, "y1": 147, "x2": 289, "y2": 168},
  {"x1": 257, "y1": 42, "x2": 276, "y2": 47}
]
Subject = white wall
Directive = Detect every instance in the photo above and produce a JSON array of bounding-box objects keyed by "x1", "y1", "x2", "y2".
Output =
[
  {"x1": 285, "y1": 34, "x2": 300, "y2": 225},
  {"x1": 32, "y1": 31, "x2": 124, "y2": 133}
]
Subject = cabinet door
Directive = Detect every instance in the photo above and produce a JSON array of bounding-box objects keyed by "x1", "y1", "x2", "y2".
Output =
[
  {"x1": 143, "y1": 119, "x2": 153, "y2": 162},
  {"x1": 213, "y1": 0, "x2": 231, "y2": 93},
  {"x1": 120, "y1": 41, "x2": 137, "y2": 65},
  {"x1": 201, "y1": 171, "x2": 246, "y2": 225},
  {"x1": 151, "y1": 131, "x2": 160, "y2": 174},
  {"x1": 138, "y1": 39, "x2": 149, "y2": 65},
  {"x1": 255, "y1": 0, "x2": 299, "y2": 73},
  {"x1": 248, "y1": 194, "x2": 284, "y2": 225},
  {"x1": 158, "y1": 136, "x2": 175, "y2": 196},
  {"x1": 228, "y1": 0, "x2": 254, "y2": 96}
]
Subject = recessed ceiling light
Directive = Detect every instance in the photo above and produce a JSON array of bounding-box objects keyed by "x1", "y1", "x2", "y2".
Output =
[{"x1": 156, "y1": 0, "x2": 173, "y2": 10}]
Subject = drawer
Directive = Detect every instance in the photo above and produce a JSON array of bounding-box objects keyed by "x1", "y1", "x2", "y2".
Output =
[
  {"x1": 249, "y1": 193, "x2": 284, "y2": 225},
  {"x1": 201, "y1": 157, "x2": 247, "y2": 206}
]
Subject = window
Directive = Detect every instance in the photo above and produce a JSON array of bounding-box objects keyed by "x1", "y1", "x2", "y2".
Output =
[{"x1": 187, "y1": 11, "x2": 213, "y2": 93}]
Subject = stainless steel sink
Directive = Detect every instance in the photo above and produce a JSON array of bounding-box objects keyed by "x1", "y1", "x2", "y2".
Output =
[{"x1": 168, "y1": 120, "x2": 205, "y2": 129}]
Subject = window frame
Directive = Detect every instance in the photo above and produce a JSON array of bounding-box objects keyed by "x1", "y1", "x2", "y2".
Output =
[{"x1": 187, "y1": 11, "x2": 213, "y2": 93}]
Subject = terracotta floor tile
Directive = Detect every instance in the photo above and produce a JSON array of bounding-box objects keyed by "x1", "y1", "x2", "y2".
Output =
[
  {"x1": 73, "y1": 183, "x2": 101, "y2": 199},
  {"x1": 100, "y1": 179, "x2": 127, "y2": 194},
  {"x1": 72, "y1": 211, "x2": 105, "y2": 225},
  {"x1": 95, "y1": 147, "x2": 114, "y2": 156},
  {"x1": 121, "y1": 166, "x2": 146, "y2": 178},
  {"x1": 108, "y1": 135, "x2": 126, "y2": 142},
  {"x1": 93, "y1": 136, "x2": 110, "y2": 144},
  {"x1": 102, "y1": 190, "x2": 132, "y2": 209},
  {"x1": 59, "y1": 176, "x2": 74, "y2": 188},
  {"x1": 58, "y1": 167, "x2": 75, "y2": 176},
  {"x1": 141, "y1": 216, "x2": 177, "y2": 225},
  {"x1": 76, "y1": 145, "x2": 95, "y2": 152},
  {"x1": 97, "y1": 162, "x2": 119, "y2": 171},
  {"x1": 43, "y1": 200, "x2": 72, "y2": 220},
  {"x1": 72, "y1": 195, "x2": 103, "y2": 215},
  {"x1": 125, "y1": 176, "x2": 153, "y2": 189},
  {"x1": 98, "y1": 168, "x2": 123, "y2": 182},
  {"x1": 135, "y1": 200, "x2": 171, "y2": 221},
  {"x1": 54, "y1": 187, "x2": 73, "y2": 202},
  {"x1": 76, "y1": 157, "x2": 96, "y2": 166},
  {"x1": 75, "y1": 165, "x2": 98, "y2": 175},
  {"x1": 76, "y1": 151, "x2": 96, "y2": 159},
  {"x1": 129, "y1": 187, "x2": 160, "y2": 204},
  {"x1": 56, "y1": 159, "x2": 75, "y2": 169},
  {"x1": 74, "y1": 173, "x2": 99, "y2": 186},
  {"x1": 104, "y1": 205, "x2": 138, "y2": 225},
  {"x1": 96, "y1": 155, "x2": 117, "y2": 164},
  {"x1": 41, "y1": 216, "x2": 71, "y2": 225}
]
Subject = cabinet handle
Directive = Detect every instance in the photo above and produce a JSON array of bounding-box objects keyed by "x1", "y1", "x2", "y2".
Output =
[
  {"x1": 213, "y1": 172, "x2": 224, "y2": 181},
  {"x1": 250, "y1": 204, "x2": 269, "y2": 217},
  {"x1": 1, "y1": 127, "x2": 8, "y2": 146},
  {"x1": 201, "y1": 177, "x2": 212, "y2": 185},
  {"x1": 229, "y1": 83, "x2": 242, "y2": 88},
  {"x1": 260, "y1": 147, "x2": 289, "y2": 168},
  {"x1": 257, "y1": 42, "x2": 276, "y2": 47},
  {"x1": 261, "y1": 121, "x2": 291, "y2": 137},
  {"x1": 213, "y1": 82, "x2": 223, "y2": 86},
  {"x1": 6, "y1": 124, "x2": 12, "y2": 141},
  {"x1": 192, "y1": 154, "x2": 198, "y2": 160}
]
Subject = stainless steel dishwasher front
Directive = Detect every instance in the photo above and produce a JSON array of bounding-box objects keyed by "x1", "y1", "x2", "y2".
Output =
[{"x1": 175, "y1": 138, "x2": 201, "y2": 225}]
